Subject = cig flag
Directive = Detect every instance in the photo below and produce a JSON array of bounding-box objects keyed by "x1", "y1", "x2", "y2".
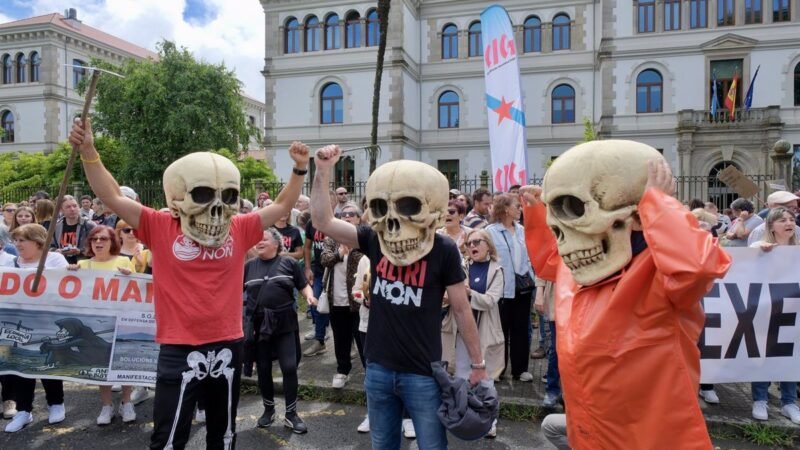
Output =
[{"x1": 481, "y1": 5, "x2": 528, "y2": 192}]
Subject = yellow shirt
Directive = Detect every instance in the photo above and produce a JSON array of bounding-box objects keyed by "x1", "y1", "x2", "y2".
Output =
[{"x1": 78, "y1": 256, "x2": 134, "y2": 272}]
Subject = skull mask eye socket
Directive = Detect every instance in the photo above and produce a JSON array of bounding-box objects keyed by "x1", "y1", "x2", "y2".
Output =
[
  {"x1": 370, "y1": 199, "x2": 388, "y2": 218},
  {"x1": 189, "y1": 187, "x2": 215, "y2": 204},
  {"x1": 395, "y1": 197, "x2": 422, "y2": 216},
  {"x1": 221, "y1": 188, "x2": 239, "y2": 205},
  {"x1": 550, "y1": 195, "x2": 586, "y2": 221}
]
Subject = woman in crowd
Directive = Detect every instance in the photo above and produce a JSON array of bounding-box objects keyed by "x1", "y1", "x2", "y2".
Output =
[
  {"x1": 10, "y1": 206, "x2": 36, "y2": 231},
  {"x1": 351, "y1": 252, "x2": 371, "y2": 433},
  {"x1": 0, "y1": 227, "x2": 16, "y2": 419},
  {"x1": 486, "y1": 193, "x2": 536, "y2": 382},
  {"x1": 724, "y1": 198, "x2": 763, "y2": 247},
  {"x1": 34, "y1": 199, "x2": 55, "y2": 230},
  {"x1": 320, "y1": 203, "x2": 366, "y2": 390},
  {"x1": 437, "y1": 200, "x2": 471, "y2": 258},
  {"x1": 2, "y1": 202, "x2": 16, "y2": 228},
  {"x1": 244, "y1": 228, "x2": 317, "y2": 434},
  {"x1": 116, "y1": 220, "x2": 150, "y2": 274},
  {"x1": 65, "y1": 225, "x2": 137, "y2": 425},
  {"x1": 5, "y1": 224, "x2": 68, "y2": 433},
  {"x1": 749, "y1": 207, "x2": 800, "y2": 424}
]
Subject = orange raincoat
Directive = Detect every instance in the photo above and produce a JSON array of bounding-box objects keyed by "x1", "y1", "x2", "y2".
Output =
[{"x1": 524, "y1": 189, "x2": 731, "y2": 450}]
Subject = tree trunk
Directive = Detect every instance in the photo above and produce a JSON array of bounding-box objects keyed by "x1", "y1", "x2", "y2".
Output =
[{"x1": 370, "y1": 0, "x2": 391, "y2": 174}]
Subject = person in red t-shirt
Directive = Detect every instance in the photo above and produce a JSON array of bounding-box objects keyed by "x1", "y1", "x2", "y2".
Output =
[{"x1": 69, "y1": 119, "x2": 310, "y2": 450}]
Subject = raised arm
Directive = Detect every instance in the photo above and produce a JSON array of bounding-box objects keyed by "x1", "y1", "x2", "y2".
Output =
[
  {"x1": 520, "y1": 185, "x2": 561, "y2": 282},
  {"x1": 257, "y1": 142, "x2": 310, "y2": 229},
  {"x1": 309, "y1": 145, "x2": 359, "y2": 248},
  {"x1": 69, "y1": 119, "x2": 142, "y2": 228}
]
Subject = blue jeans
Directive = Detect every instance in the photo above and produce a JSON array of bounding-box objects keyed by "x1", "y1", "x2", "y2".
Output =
[
  {"x1": 751, "y1": 382, "x2": 797, "y2": 406},
  {"x1": 546, "y1": 321, "x2": 561, "y2": 397},
  {"x1": 365, "y1": 362, "x2": 447, "y2": 450},
  {"x1": 310, "y1": 273, "x2": 329, "y2": 342}
]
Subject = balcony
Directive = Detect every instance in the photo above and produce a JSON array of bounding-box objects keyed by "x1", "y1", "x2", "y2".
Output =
[{"x1": 677, "y1": 106, "x2": 782, "y2": 129}]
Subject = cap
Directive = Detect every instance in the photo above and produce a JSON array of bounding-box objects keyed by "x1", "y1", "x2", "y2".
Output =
[
  {"x1": 449, "y1": 189, "x2": 461, "y2": 196},
  {"x1": 767, "y1": 190, "x2": 800, "y2": 205},
  {"x1": 120, "y1": 186, "x2": 138, "y2": 201}
]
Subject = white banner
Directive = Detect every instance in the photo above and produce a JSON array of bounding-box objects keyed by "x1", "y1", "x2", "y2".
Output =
[
  {"x1": 481, "y1": 5, "x2": 528, "y2": 193},
  {"x1": 700, "y1": 247, "x2": 800, "y2": 383}
]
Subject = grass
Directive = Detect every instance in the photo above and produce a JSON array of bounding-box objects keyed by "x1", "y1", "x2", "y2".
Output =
[{"x1": 736, "y1": 423, "x2": 797, "y2": 448}]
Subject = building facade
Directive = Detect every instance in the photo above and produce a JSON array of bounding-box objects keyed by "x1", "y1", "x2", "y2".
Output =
[{"x1": 261, "y1": 0, "x2": 800, "y2": 201}]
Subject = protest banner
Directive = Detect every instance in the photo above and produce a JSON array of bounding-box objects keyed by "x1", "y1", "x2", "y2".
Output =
[{"x1": 0, "y1": 268, "x2": 156, "y2": 386}]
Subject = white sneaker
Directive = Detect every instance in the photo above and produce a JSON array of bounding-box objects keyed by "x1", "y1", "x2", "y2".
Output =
[
  {"x1": 96, "y1": 405, "x2": 114, "y2": 425},
  {"x1": 48, "y1": 403, "x2": 65, "y2": 424},
  {"x1": 752, "y1": 400, "x2": 768, "y2": 421},
  {"x1": 111, "y1": 384, "x2": 122, "y2": 392},
  {"x1": 699, "y1": 389, "x2": 720, "y2": 404},
  {"x1": 131, "y1": 387, "x2": 150, "y2": 405},
  {"x1": 402, "y1": 418, "x2": 416, "y2": 439},
  {"x1": 195, "y1": 409, "x2": 206, "y2": 423},
  {"x1": 4, "y1": 411, "x2": 32, "y2": 433},
  {"x1": 357, "y1": 416, "x2": 370, "y2": 433},
  {"x1": 119, "y1": 402, "x2": 136, "y2": 423},
  {"x1": 485, "y1": 419, "x2": 497, "y2": 439},
  {"x1": 781, "y1": 403, "x2": 800, "y2": 424},
  {"x1": 332, "y1": 373, "x2": 349, "y2": 389},
  {"x1": 304, "y1": 330, "x2": 316, "y2": 341},
  {"x1": 518, "y1": 372, "x2": 534, "y2": 382},
  {"x1": 3, "y1": 400, "x2": 17, "y2": 419}
]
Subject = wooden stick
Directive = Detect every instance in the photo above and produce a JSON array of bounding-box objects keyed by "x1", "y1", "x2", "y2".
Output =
[{"x1": 31, "y1": 70, "x2": 101, "y2": 292}]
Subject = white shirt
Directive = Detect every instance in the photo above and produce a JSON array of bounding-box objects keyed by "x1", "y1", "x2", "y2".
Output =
[
  {"x1": 332, "y1": 254, "x2": 350, "y2": 307},
  {"x1": 0, "y1": 251, "x2": 15, "y2": 267},
  {"x1": 15, "y1": 252, "x2": 69, "y2": 269}
]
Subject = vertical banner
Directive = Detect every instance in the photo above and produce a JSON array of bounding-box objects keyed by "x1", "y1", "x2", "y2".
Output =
[{"x1": 481, "y1": 4, "x2": 528, "y2": 192}]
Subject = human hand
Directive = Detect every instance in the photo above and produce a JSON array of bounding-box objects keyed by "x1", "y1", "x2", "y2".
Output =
[
  {"x1": 63, "y1": 248, "x2": 81, "y2": 256},
  {"x1": 289, "y1": 141, "x2": 310, "y2": 168},
  {"x1": 67, "y1": 264, "x2": 80, "y2": 271},
  {"x1": 739, "y1": 210, "x2": 751, "y2": 220},
  {"x1": 307, "y1": 296, "x2": 318, "y2": 306},
  {"x1": 314, "y1": 145, "x2": 342, "y2": 170},
  {"x1": 534, "y1": 300, "x2": 545, "y2": 314},
  {"x1": 519, "y1": 185, "x2": 543, "y2": 207},
  {"x1": 68, "y1": 118, "x2": 96, "y2": 156},
  {"x1": 645, "y1": 159, "x2": 675, "y2": 196},
  {"x1": 117, "y1": 267, "x2": 132, "y2": 275},
  {"x1": 339, "y1": 245, "x2": 350, "y2": 257},
  {"x1": 757, "y1": 242, "x2": 776, "y2": 252},
  {"x1": 469, "y1": 367, "x2": 489, "y2": 386}
]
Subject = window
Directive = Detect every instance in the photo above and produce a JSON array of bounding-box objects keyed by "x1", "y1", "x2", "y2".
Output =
[
  {"x1": 664, "y1": 0, "x2": 681, "y2": 31},
  {"x1": 552, "y1": 84, "x2": 575, "y2": 124},
  {"x1": 335, "y1": 156, "x2": 355, "y2": 188},
  {"x1": 366, "y1": 9, "x2": 380, "y2": 46},
  {"x1": 523, "y1": 16, "x2": 542, "y2": 53},
  {"x1": 553, "y1": 14, "x2": 571, "y2": 51},
  {"x1": 636, "y1": 69, "x2": 663, "y2": 113},
  {"x1": 438, "y1": 91, "x2": 459, "y2": 129},
  {"x1": 30, "y1": 51, "x2": 40, "y2": 82},
  {"x1": 72, "y1": 59, "x2": 86, "y2": 88},
  {"x1": 437, "y1": 160, "x2": 460, "y2": 187},
  {"x1": 774, "y1": 0, "x2": 791, "y2": 22},
  {"x1": 794, "y1": 63, "x2": 800, "y2": 106},
  {"x1": 346, "y1": 12, "x2": 361, "y2": 48},
  {"x1": 15, "y1": 53, "x2": 26, "y2": 83},
  {"x1": 638, "y1": 0, "x2": 655, "y2": 33},
  {"x1": 305, "y1": 16, "x2": 320, "y2": 52},
  {"x1": 2, "y1": 55, "x2": 10, "y2": 84},
  {"x1": 690, "y1": 0, "x2": 708, "y2": 28},
  {"x1": 1, "y1": 111, "x2": 14, "y2": 143},
  {"x1": 320, "y1": 83, "x2": 343, "y2": 124},
  {"x1": 745, "y1": 0, "x2": 762, "y2": 23},
  {"x1": 710, "y1": 59, "x2": 743, "y2": 111},
  {"x1": 325, "y1": 14, "x2": 340, "y2": 50},
  {"x1": 468, "y1": 22, "x2": 482, "y2": 57},
  {"x1": 285, "y1": 18, "x2": 300, "y2": 54},
  {"x1": 717, "y1": 0, "x2": 735, "y2": 26},
  {"x1": 442, "y1": 24, "x2": 458, "y2": 59}
]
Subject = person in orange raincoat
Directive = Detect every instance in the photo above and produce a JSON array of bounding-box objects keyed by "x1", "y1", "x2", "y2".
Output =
[{"x1": 522, "y1": 141, "x2": 731, "y2": 450}]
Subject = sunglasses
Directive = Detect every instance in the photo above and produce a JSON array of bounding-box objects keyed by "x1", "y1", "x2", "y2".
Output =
[
  {"x1": 90, "y1": 236, "x2": 111, "y2": 242},
  {"x1": 4, "y1": 208, "x2": 15, "y2": 213},
  {"x1": 466, "y1": 239, "x2": 485, "y2": 247},
  {"x1": 121, "y1": 228, "x2": 133, "y2": 234},
  {"x1": 447, "y1": 208, "x2": 458, "y2": 215},
  {"x1": 341, "y1": 211, "x2": 358, "y2": 218}
]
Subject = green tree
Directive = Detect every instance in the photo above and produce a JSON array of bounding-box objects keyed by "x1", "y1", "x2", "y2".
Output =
[{"x1": 579, "y1": 117, "x2": 598, "y2": 143}]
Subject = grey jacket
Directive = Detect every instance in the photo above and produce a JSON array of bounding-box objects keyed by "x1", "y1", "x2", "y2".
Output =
[
  {"x1": 431, "y1": 361, "x2": 499, "y2": 441},
  {"x1": 51, "y1": 216, "x2": 96, "y2": 253}
]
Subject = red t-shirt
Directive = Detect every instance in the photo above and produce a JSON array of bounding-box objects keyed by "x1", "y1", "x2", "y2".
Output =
[{"x1": 136, "y1": 208, "x2": 263, "y2": 345}]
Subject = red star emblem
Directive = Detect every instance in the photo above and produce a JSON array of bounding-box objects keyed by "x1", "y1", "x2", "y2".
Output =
[{"x1": 494, "y1": 97, "x2": 514, "y2": 125}]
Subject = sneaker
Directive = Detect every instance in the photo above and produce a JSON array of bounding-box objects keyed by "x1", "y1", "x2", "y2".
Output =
[
  {"x1": 541, "y1": 375, "x2": 547, "y2": 383},
  {"x1": 48, "y1": 403, "x2": 65, "y2": 424},
  {"x1": 111, "y1": 384, "x2": 122, "y2": 392},
  {"x1": 96, "y1": 405, "x2": 114, "y2": 425},
  {"x1": 119, "y1": 402, "x2": 136, "y2": 423},
  {"x1": 304, "y1": 330, "x2": 316, "y2": 341},
  {"x1": 131, "y1": 387, "x2": 150, "y2": 405},
  {"x1": 752, "y1": 400, "x2": 768, "y2": 421},
  {"x1": 332, "y1": 373, "x2": 349, "y2": 389},
  {"x1": 781, "y1": 404, "x2": 800, "y2": 425},
  {"x1": 357, "y1": 416, "x2": 370, "y2": 433},
  {"x1": 517, "y1": 372, "x2": 534, "y2": 382},
  {"x1": 4, "y1": 411, "x2": 32, "y2": 433},
  {"x1": 195, "y1": 409, "x2": 206, "y2": 423},
  {"x1": 303, "y1": 341, "x2": 326, "y2": 357},
  {"x1": 402, "y1": 418, "x2": 416, "y2": 439},
  {"x1": 699, "y1": 389, "x2": 720, "y2": 404},
  {"x1": 3, "y1": 400, "x2": 17, "y2": 419},
  {"x1": 543, "y1": 392, "x2": 560, "y2": 407},
  {"x1": 530, "y1": 347, "x2": 546, "y2": 359},
  {"x1": 485, "y1": 419, "x2": 497, "y2": 439},
  {"x1": 257, "y1": 409, "x2": 275, "y2": 428},
  {"x1": 284, "y1": 413, "x2": 308, "y2": 434}
]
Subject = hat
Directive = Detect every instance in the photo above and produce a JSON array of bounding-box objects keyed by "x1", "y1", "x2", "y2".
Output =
[
  {"x1": 767, "y1": 190, "x2": 799, "y2": 205},
  {"x1": 120, "y1": 186, "x2": 138, "y2": 201},
  {"x1": 449, "y1": 189, "x2": 461, "y2": 196}
]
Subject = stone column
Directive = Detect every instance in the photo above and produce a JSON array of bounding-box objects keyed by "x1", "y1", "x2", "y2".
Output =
[{"x1": 770, "y1": 140, "x2": 793, "y2": 190}]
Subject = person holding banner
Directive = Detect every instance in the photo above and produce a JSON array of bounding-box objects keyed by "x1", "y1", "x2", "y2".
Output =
[{"x1": 5, "y1": 224, "x2": 69, "y2": 433}]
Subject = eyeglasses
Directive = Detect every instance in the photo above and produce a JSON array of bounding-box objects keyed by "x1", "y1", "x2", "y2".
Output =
[
  {"x1": 466, "y1": 239, "x2": 486, "y2": 247},
  {"x1": 3, "y1": 208, "x2": 15, "y2": 213},
  {"x1": 90, "y1": 236, "x2": 111, "y2": 243},
  {"x1": 121, "y1": 228, "x2": 133, "y2": 234},
  {"x1": 447, "y1": 208, "x2": 458, "y2": 215},
  {"x1": 341, "y1": 211, "x2": 358, "y2": 218}
]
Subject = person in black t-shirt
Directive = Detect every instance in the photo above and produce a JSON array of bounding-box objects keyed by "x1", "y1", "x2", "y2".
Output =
[
  {"x1": 303, "y1": 217, "x2": 332, "y2": 353},
  {"x1": 51, "y1": 196, "x2": 96, "y2": 264},
  {"x1": 274, "y1": 213, "x2": 303, "y2": 260}
]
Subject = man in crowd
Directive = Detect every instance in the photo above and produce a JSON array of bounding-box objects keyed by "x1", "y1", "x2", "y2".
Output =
[
  {"x1": 79, "y1": 195, "x2": 94, "y2": 219},
  {"x1": 290, "y1": 195, "x2": 309, "y2": 226},
  {"x1": 334, "y1": 187, "x2": 349, "y2": 216},
  {"x1": 303, "y1": 196, "x2": 333, "y2": 356},
  {"x1": 274, "y1": 213, "x2": 304, "y2": 260},
  {"x1": 51, "y1": 195, "x2": 96, "y2": 264},
  {"x1": 464, "y1": 188, "x2": 492, "y2": 229}
]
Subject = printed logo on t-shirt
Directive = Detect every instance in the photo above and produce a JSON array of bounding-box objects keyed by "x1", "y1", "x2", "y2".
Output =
[
  {"x1": 372, "y1": 256, "x2": 427, "y2": 307},
  {"x1": 171, "y1": 234, "x2": 235, "y2": 261},
  {"x1": 60, "y1": 231, "x2": 77, "y2": 248},
  {"x1": 281, "y1": 235, "x2": 293, "y2": 251},
  {"x1": 313, "y1": 230, "x2": 325, "y2": 251}
]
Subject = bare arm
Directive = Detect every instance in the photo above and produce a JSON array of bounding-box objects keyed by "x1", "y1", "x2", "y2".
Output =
[
  {"x1": 300, "y1": 283, "x2": 317, "y2": 306},
  {"x1": 309, "y1": 145, "x2": 359, "y2": 248},
  {"x1": 447, "y1": 282, "x2": 488, "y2": 385},
  {"x1": 303, "y1": 238, "x2": 313, "y2": 280},
  {"x1": 285, "y1": 246, "x2": 303, "y2": 260},
  {"x1": 69, "y1": 119, "x2": 142, "y2": 228},
  {"x1": 258, "y1": 142, "x2": 310, "y2": 229}
]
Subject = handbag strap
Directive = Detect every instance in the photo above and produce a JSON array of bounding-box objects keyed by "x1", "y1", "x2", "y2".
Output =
[{"x1": 499, "y1": 230, "x2": 520, "y2": 274}]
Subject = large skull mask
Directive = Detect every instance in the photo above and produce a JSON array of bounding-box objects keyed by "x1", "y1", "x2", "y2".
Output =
[
  {"x1": 543, "y1": 140, "x2": 664, "y2": 286},
  {"x1": 163, "y1": 152, "x2": 240, "y2": 248},
  {"x1": 366, "y1": 161, "x2": 449, "y2": 266}
]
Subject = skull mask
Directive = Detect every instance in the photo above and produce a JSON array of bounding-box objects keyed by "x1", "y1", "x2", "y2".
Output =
[
  {"x1": 366, "y1": 161, "x2": 449, "y2": 266},
  {"x1": 163, "y1": 152, "x2": 240, "y2": 248},
  {"x1": 543, "y1": 140, "x2": 665, "y2": 285}
]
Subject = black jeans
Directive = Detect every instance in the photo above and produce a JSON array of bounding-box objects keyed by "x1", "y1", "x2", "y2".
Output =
[
  {"x1": 150, "y1": 340, "x2": 242, "y2": 450},
  {"x1": 256, "y1": 331, "x2": 299, "y2": 414},
  {"x1": 499, "y1": 292, "x2": 533, "y2": 377},
  {"x1": 12, "y1": 376, "x2": 63, "y2": 412},
  {"x1": 329, "y1": 306, "x2": 364, "y2": 376}
]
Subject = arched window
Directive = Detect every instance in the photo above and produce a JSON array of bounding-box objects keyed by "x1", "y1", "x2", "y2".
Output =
[
  {"x1": 30, "y1": 51, "x2": 40, "y2": 82},
  {"x1": 285, "y1": 18, "x2": 300, "y2": 54},
  {"x1": 468, "y1": 22, "x2": 482, "y2": 57},
  {"x1": 438, "y1": 91, "x2": 459, "y2": 129},
  {"x1": 1, "y1": 110, "x2": 14, "y2": 143},
  {"x1": 320, "y1": 83, "x2": 343, "y2": 124},
  {"x1": 794, "y1": 63, "x2": 800, "y2": 106},
  {"x1": 553, "y1": 14, "x2": 571, "y2": 51},
  {"x1": 325, "y1": 14, "x2": 340, "y2": 50},
  {"x1": 305, "y1": 16, "x2": 320, "y2": 52},
  {"x1": 708, "y1": 161, "x2": 740, "y2": 209},
  {"x1": 346, "y1": 12, "x2": 361, "y2": 48},
  {"x1": 366, "y1": 9, "x2": 380, "y2": 46},
  {"x1": 523, "y1": 16, "x2": 542, "y2": 53},
  {"x1": 442, "y1": 24, "x2": 458, "y2": 60},
  {"x1": 15, "y1": 53, "x2": 26, "y2": 83},
  {"x1": 2, "y1": 55, "x2": 11, "y2": 84},
  {"x1": 636, "y1": 69, "x2": 663, "y2": 113},
  {"x1": 552, "y1": 84, "x2": 575, "y2": 124}
]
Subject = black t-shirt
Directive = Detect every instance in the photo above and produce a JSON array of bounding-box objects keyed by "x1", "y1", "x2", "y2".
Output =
[
  {"x1": 275, "y1": 224, "x2": 303, "y2": 254},
  {"x1": 305, "y1": 220, "x2": 326, "y2": 276},
  {"x1": 357, "y1": 225, "x2": 466, "y2": 376},
  {"x1": 59, "y1": 222, "x2": 79, "y2": 264},
  {"x1": 244, "y1": 255, "x2": 307, "y2": 311}
]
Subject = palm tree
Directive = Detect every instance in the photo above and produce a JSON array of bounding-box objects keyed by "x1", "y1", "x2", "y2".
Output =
[{"x1": 369, "y1": 0, "x2": 390, "y2": 174}]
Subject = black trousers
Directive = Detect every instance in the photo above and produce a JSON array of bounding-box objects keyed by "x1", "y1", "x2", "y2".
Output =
[
  {"x1": 499, "y1": 292, "x2": 532, "y2": 377},
  {"x1": 150, "y1": 339, "x2": 242, "y2": 450},
  {"x1": 1, "y1": 374, "x2": 15, "y2": 402},
  {"x1": 12, "y1": 376, "x2": 63, "y2": 412},
  {"x1": 256, "y1": 331, "x2": 299, "y2": 414},
  {"x1": 329, "y1": 306, "x2": 364, "y2": 376}
]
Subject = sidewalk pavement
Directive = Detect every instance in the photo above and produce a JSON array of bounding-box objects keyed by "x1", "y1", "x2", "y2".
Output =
[{"x1": 242, "y1": 313, "x2": 799, "y2": 435}]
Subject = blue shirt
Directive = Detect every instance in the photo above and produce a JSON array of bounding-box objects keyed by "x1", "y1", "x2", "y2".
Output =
[{"x1": 486, "y1": 222, "x2": 535, "y2": 299}]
